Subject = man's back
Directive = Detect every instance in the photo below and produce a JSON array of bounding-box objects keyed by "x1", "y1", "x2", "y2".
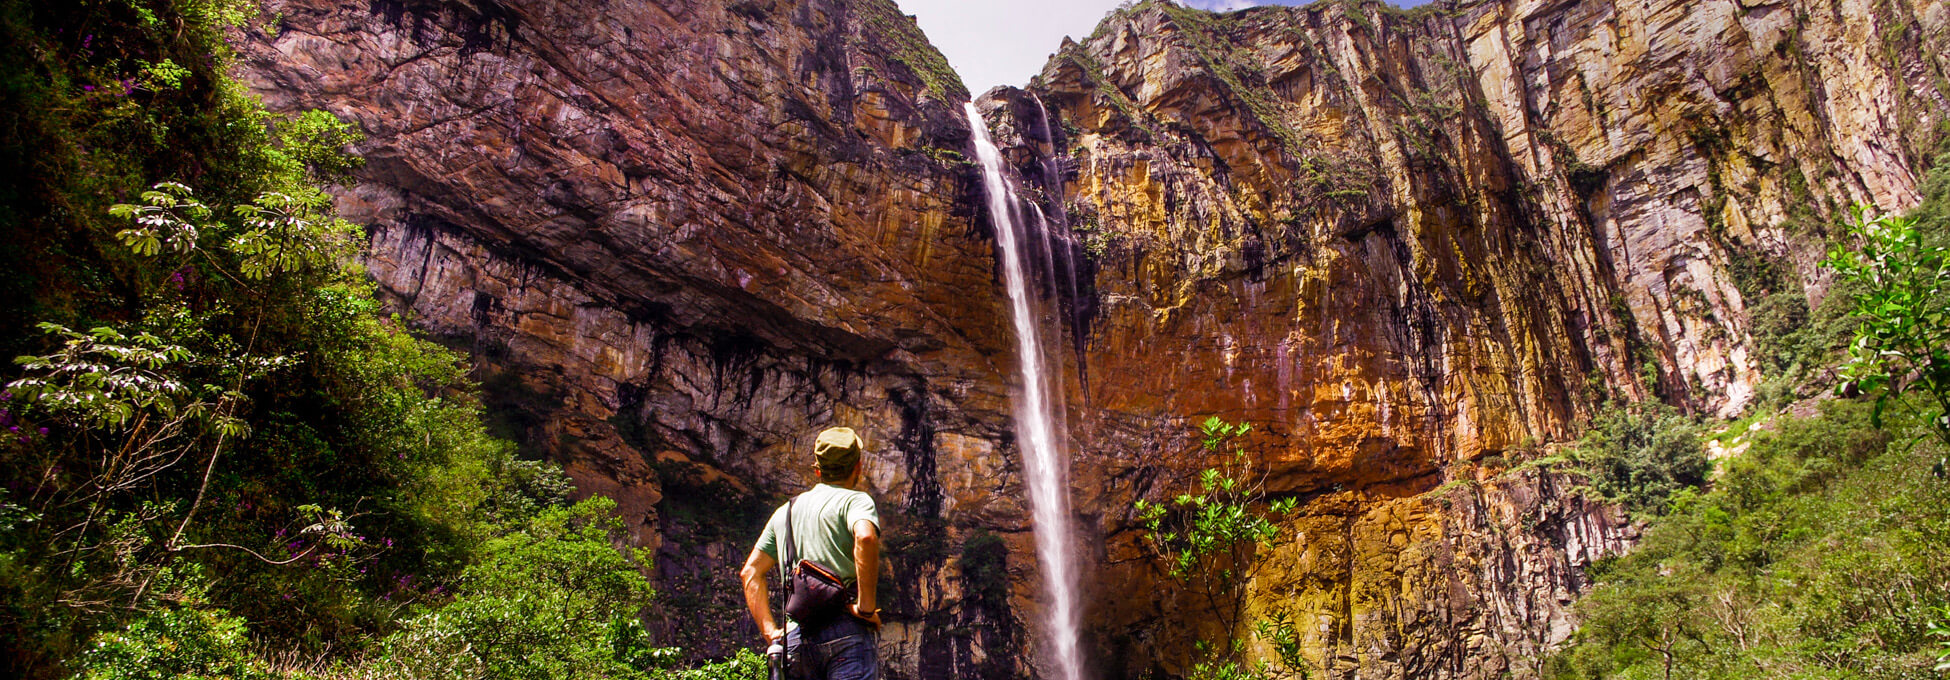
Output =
[
  {"x1": 740, "y1": 427, "x2": 883, "y2": 680},
  {"x1": 755, "y1": 483, "x2": 878, "y2": 583}
]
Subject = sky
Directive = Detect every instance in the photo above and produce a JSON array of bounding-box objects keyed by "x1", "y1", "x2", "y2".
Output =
[{"x1": 894, "y1": 0, "x2": 1332, "y2": 96}]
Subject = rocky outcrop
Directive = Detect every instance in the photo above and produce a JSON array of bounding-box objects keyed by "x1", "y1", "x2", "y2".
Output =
[
  {"x1": 238, "y1": 0, "x2": 1948, "y2": 677},
  {"x1": 987, "y1": 0, "x2": 1944, "y2": 675},
  {"x1": 241, "y1": 0, "x2": 1036, "y2": 676}
]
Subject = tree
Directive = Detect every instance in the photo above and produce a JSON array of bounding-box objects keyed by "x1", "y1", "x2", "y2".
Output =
[
  {"x1": 1826, "y1": 206, "x2": 1950, "y2": 473},
  {"x1": 1133, "y1": 417, "x2": 1305, "y2": 679},
  {"x1": 1572, "y1": 402, "x2": 1707, "y2": 516}
]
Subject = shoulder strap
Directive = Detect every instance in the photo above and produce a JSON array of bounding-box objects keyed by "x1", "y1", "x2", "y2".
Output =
[
  {"x1": 784, "y1": 498, "x2": 797, "y2": 568},
  {"x1": 781, "y1": 499, "x2": 796, "y2": 597}
]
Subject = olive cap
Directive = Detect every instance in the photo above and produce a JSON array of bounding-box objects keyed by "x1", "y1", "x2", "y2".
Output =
[{"x1": 814, "y1": 427, "x2": 864, "y2": 475}]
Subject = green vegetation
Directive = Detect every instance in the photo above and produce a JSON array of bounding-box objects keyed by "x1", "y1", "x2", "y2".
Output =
[
  {"x1": 1133, "y1": 418, "x2": 1307, "y2": 680},
  {"x1": 1826, "y1": 205, "x2": 1950, "y2": 460},
  {"x1": 1550, "y1": 155, "x2": 1950, "y2": 680},
  {"x1": 1548, "y1": 400, "x2": 1948, "y2": 679},
  {"x1": 1569, "y1": 402, "x2": 1707, "y2": 517},
  {"x1": 0, "y1": 1, "x2": 740, "y2": 678},
  {"x1": 852, "y1": 0, "x2": 967, "y2": 102}
]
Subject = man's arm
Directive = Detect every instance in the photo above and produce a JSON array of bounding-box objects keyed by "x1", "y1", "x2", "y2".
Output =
[
  {"x1": 851, "y1": 519, "x2": 881, "y2": 626},
  {"x1": 740, "y1": 548, "x2": 783, "y2": 643}
]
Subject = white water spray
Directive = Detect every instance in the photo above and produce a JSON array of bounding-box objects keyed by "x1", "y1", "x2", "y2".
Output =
[{"x1": 964, "y1": 102, "x2": 1085, "y2": 680}]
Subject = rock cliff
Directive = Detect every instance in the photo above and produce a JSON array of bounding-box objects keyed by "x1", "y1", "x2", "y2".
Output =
[
  {"x1": 238, "y1": 0, "x2": 1948, "y2": 677},
  {"x1": 986, "y1": 0, "x2": 1944, "y2": 674},
  {"x1": 242, "y1": 0, "x2": 1030, "y2": 674}
]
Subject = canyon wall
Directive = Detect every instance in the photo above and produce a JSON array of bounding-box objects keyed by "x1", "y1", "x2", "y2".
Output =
[
  {"x1": 241, "y1": 0, "x2": 1035, "y2": 675},
  {"x1": 986, "y1": 0, "x2": 1944, "y2": 674},
  {"x1": 240, "y1": 0, "x2": 1948, "y2": 677}
]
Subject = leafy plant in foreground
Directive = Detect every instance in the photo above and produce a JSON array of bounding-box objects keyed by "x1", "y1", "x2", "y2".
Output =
[
  {"x1": 375, "y1": 496, "x2": 658, "y2": 680},
  {"x1": 1826, "y1": 206, "x2": 1950, "y2": 473},
  {"x1": 1133, "y1": 417, "x2": 1306, "y2": 679},
  {"x1": 1932, "y1": 609, "x2": 1950, "y2": 672}
]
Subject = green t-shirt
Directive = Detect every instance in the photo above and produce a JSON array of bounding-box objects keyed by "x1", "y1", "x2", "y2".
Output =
[{"x1": 755, "y1": 484, "x2": 879, "y2": 583}]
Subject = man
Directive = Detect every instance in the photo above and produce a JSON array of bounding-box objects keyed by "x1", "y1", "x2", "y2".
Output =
[{"x1": 741, "y1": 427, "x2": 882, "y2": 679}]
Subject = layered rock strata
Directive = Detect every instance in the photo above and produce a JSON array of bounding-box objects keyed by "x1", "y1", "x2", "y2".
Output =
[
  {"x1": 243, "y1": 0, "x2": 1034, "y2": 675},
  {"x1": 238, "y1": 0, "x2": 1949, "y2": 677},
  {"x1": 989, "y1": 0, "x2": 1944, "y2": 675}
]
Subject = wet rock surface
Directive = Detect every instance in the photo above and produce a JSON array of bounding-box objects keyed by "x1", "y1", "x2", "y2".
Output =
[{"x1": 239, "y1": 0, "x2": 1947, "y2": 677}]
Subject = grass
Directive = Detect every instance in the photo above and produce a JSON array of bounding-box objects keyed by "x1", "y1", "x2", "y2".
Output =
[{"x1": 852, "y1": 0, "x2": 967, "y2": 102}]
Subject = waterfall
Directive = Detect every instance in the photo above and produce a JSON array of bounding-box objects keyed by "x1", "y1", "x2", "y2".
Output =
[{"x1": 963, "y1": 102, "x2": 1085, "y2": 680}]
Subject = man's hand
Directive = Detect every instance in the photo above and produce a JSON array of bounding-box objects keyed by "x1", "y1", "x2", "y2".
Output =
[
  {"x1": 763, "y1": 622, "x2": 787, "y2": 645},
  {"x1": 851, "y1": 602, "x2": 882, "y2": 629}
]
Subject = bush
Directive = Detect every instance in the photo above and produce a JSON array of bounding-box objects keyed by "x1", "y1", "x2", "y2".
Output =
[
  {"x1": 1133, "y1": 417, "x2": 1306, "y2": 678},
  {"x1": 375, "y1": 497, "x2": 657, "y2": 680},
  {"x1": 1549, "y1": 400, "x2": 1948, "y2": 679},
  {"x1": 1572, "y1": 402, "x2": 1707, "y2": 516},
  {"x1": 1827, "y1": 204, "x2": 1950, "y2": 463},
  {"x1": 72, "y1": 564, "x2": 271, "y2": 680},
  {"x1": 76, "y1": 606, "x2": 269, "y2": 680}
]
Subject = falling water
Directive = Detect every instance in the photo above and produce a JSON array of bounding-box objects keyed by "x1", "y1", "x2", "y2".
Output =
[
  {"x1": 964, "y1": 102, "x2": 1085, "y2": 680},
  {"x1": 1027, "y1": 95, "x2": 1091, "y2": 389}
]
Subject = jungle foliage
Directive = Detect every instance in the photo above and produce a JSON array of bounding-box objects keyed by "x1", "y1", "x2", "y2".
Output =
[
  {"x1": 0, "y1": 1, "x2": 750, "y2": 677},
  {"x1": 1548, "y1": 400, "x2": 1949, "y2": 680}
]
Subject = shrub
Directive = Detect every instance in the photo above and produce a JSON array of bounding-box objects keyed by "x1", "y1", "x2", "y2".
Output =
[
  {"x1": 1549, "y1": 400, "x2": 1948, "y2": 679},
  {"x1": 1572, "y1": 402, "x2": 1707, "y2": 516},
  {"x1": 376, "y1": 497, "x2": 657, "y2": 680},
  {"x1": 1826, "y1": 205, "x2": 1950, "y2": 465},
  {"x1": 1133, "y1": 417, "x2": 1306, "y2": 678}
]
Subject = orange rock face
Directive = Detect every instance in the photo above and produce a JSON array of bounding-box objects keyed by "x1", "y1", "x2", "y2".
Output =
[
  {"x1": 991, "y1": 0, "x2": 1943, "y2": 675},
  {"x1": 239, "y1": 0, "x2": 1946, "y2": 677}
]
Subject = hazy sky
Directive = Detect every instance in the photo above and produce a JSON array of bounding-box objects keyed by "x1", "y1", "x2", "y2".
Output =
[{"x1": 895, "y1": 0, "x2": 1331, "y2": 97}]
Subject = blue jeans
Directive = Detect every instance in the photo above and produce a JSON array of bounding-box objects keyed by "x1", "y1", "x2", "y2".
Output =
[{"x1": 787, "y1": 615, "x2": 878, "y2": 680}]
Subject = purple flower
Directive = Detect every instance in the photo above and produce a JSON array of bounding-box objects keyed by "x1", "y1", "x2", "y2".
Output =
[
  {"x1": 383, "y1": 538, "x2": 394, "y2": 548},
  {"x1": 1, "y1": 391, "x2": 12, "y2": 400},
  {"x1": 8, "y1": 426, "x2": 18, "y2": 433},
  {"x1": 36, "y1": 428, "x2": 47, "y2": 436},
  {"x1": 82, "y1": 35, "x2": 93, "y2": 49},
  {"x1": 81, "y1": 85, "x2": 94, "y2": 92},
  {"x1": 15, "y1": 437, "x2": 25, "y2": 445}
]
